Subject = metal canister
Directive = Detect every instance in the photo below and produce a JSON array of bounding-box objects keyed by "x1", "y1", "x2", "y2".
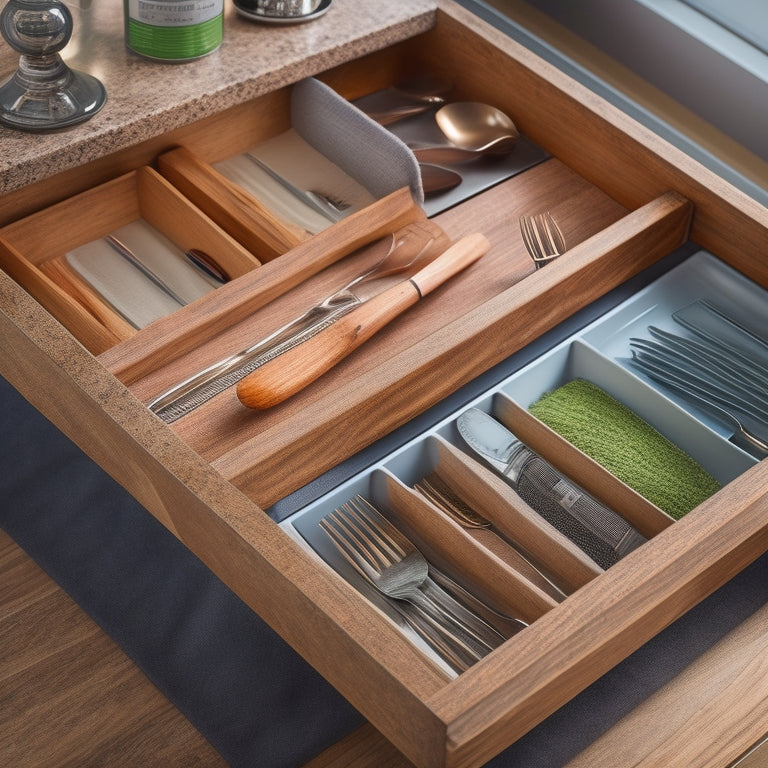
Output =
[{"x1": 124, "y1": 0, "x2": 224, "y2": 62}]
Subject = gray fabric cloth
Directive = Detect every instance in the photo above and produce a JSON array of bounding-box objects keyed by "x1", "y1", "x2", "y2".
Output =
[{"x1": 291, "y1": 77, "x2": 424, "y2": 203}]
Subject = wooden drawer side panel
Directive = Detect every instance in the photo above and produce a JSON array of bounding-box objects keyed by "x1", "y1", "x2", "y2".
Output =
[
  {"x1": 0, "y1": 267, "x2": 455, "y2": 767},
  {"x1": 407, "y1": 7, "x2": 768, "y2": 285},
  {"x1": 429, "y1": 461, "x2": 768, "y2": 767}
]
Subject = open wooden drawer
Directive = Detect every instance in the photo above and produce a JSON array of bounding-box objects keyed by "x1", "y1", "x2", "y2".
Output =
[{"x1": 1, "y1": 3, "x2": 767, "y2": 767}]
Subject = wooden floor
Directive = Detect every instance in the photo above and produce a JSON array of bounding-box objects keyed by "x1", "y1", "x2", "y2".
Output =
[
  {"x1": 0, "y1": 528, "x2": 227, "y2": 768},
  {"x1": 0, "y1": 524, "x2": 417, "y2": 768},
  {"x1": 5, "y1": 522, "x2": 768, "y2": 768}
]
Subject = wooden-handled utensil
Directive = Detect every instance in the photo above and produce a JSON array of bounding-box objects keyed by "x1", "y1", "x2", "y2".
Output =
[{"x1": 236, "y1": 232, "x2": 491, "y2": 409}]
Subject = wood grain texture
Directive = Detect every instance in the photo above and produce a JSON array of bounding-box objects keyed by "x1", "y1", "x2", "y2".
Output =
[
  {"x1": 426, "y1": 3, "x2": 768, "y2": 284},
  {"x1": 0, "y1": 87, "x2": 294, "y2": 229},
  {"x1": 0, "y1": 266, "x2": 451, "y2": 768},
  {"x1": 0, "y1": 167, "x2": 260, "y2": 356},
  {"x1": 128, "y1": 157, "x2": 602, "y2": 450},
  {"x1": 480, "y1": 0, "x2": 768, "y2": 196},
  {"x1": 495, "y1": 398, "x2": 673, "y2": 540},
  {"x1": 39, "y1": 256, "x2": 136, "y2": 343},
  {"x1": 100, "y1": 187, "x2": 424, "y2": 386},
  {"x1": 379, "y1": 472, "x2": 559, "y2": 623},
  {"x1": 730, "y1": 735, "x2": 768, "y2": 768},
  {"x1": 303, "y1": 599, "x2": 768, "y2": 768},
  {"x1": 302, "y1": 723, "x2": 415, "y2": 768},
  {"x1": 419, "y1": 461, "x2": 768, "y2": 767},
  {"x1": 0, "y1": 529, "x2": 227, "y2": 768},
  {"x1": 0, "y1": 4, "x2": 767, "y2": 767},
  {"x1": 565, "y1": 602, "x2": 768, "y2": 768},
  {"x1": 211, "y1": 185, "x2": 688, "y2": 507},
  {"x1": 425, "y1": 437, "x2": 603, "y2": 594}
]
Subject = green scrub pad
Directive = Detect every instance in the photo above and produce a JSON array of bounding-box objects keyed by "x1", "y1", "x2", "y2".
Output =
[{"x1": 528, "y1": 378, "x2": 721, "y2": 520}]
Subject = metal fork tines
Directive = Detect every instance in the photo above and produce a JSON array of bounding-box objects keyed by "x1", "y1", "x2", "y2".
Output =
[
  {"x1": 320, "y1": 496, "x2": 513, "y2": 668},
  {"x1": 519, "y1": 211, "x2": 566, "y2": 268}
]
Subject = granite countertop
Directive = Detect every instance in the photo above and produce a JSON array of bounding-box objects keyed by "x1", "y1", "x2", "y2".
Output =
[{"x1": 0, "y1": 0, "x2": 437, "y2": 195}]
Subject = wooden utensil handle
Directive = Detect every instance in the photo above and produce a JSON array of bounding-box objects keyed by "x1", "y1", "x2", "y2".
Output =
[{"x1": 237, "y1": 233, "x2": 490, "y2": 409}]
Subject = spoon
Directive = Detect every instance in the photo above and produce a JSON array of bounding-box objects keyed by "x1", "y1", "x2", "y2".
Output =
[
  {"x1": 356, "y1": 75, "x2": 452, "y2": 125},
  {"x1": 185, "y1": 248, "x2": 229, "y2": 283},
  {"x1": 410, "y1": 102, "x2": 519, "y2": 163},
  {"x1": 436, "y1": 102, "x2": 519, "y2": 153},
  {"x1": 419, "y1": 163, "x2": 462, "y2": 195}
]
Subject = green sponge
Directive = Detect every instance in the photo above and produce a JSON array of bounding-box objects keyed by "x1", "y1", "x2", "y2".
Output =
[{"x1": 528, "y1": 378, "x2": 721, "y2": 520}]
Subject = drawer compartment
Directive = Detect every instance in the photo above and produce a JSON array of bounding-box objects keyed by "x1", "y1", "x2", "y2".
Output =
[
  {"x1": 0, "y1": 5, "x2": 767, "y2": 768},
  {"x1": 0, "y1": 167, "x2": 260, "y2": 355},
  {"x1": 286, "y1": 247, "x2": 764, "y2": 659}
]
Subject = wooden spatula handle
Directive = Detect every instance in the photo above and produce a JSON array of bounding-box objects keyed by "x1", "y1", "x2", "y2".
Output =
[{"x1": 237, "y1": 233, "x2": 490, "y2": 409}]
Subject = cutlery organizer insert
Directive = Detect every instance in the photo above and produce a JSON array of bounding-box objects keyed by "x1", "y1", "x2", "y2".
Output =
[
  {"x1": 0, "y1": 167, "x2": 261, "y2": 355},
  {"x1": 1, "y1": 4, "x2": 768, "y2": 767},
  {"x1": 285, "y1": 248, "x2": 764, "y2": 673}
]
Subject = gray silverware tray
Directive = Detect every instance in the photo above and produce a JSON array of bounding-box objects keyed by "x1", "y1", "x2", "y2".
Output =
[{"x1": 283, "y1": 249, "x2": 763, "y2": 655}]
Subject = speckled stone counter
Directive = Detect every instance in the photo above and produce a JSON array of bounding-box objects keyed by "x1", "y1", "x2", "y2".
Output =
[{"x1": 0, "y1": 0, "x2": 436, "y2": 195}]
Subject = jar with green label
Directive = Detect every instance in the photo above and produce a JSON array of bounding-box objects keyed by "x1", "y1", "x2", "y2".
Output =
[{"x1": 124, "y1": 0, "x2": 224, "y2": 62}]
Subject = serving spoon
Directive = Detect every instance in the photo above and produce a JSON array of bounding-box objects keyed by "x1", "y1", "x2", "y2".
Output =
[
  {"x1": 411, "y1": 102, "x2": 519, "y2": 164},
  {"x1": 419, "y1": 163, "x2": 462, "y2": 195}
]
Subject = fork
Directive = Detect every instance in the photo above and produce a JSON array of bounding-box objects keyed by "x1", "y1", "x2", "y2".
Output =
[
  {"x1": 386, "y1": 591, "x2": 485, "y2": 673},
  {"x1": 414, "y1": 474, "x2": 569, "y2": 602},
  {"x1": 245, "y1": 153, "x2": 350, "y2": 223},
  {"x1": 519, "y1": 211, "x2": 567, "y2": 268},
  {"x1": 320, "y1": 496, "x2": 510, "y2": 662}
]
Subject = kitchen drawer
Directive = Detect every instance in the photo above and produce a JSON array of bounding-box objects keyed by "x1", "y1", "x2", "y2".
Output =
[{"x1": 0, "y1": 4, "x2": 767, "y2": 767}]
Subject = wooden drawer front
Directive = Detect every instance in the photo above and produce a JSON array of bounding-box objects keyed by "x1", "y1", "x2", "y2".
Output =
[{"x1": 0, "y1": 4, "x2": 767, "y2": 767}]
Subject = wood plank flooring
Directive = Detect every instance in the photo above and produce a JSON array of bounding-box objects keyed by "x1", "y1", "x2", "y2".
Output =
[{"x1": 0, "y1": 528, "x2": 227, "y2": 768}]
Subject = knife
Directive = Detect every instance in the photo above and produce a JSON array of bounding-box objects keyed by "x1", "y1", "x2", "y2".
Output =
[
  {"x1": 147, "y1": 221, "x2": 448, "y2": 423},
  {"x1": 236, "y1": 233, "x2": 490, "y2": 409},
  {"x1": 628, "y1": 339, "x2": 768, "y2": 422},
  {"x1": 244, "y1": 153, "x2": 346, "y2": 223},
  {"x1": 105, "y1": 234, "x2": 187, "y2": 307},
  {"x1": 456, "y1": 408, "x2": 646, "y2": 570}
]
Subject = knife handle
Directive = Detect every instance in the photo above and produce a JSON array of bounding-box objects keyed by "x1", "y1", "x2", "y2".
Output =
[{"x1": 236, "y1": 233, "x2": 490, "y2": 409}]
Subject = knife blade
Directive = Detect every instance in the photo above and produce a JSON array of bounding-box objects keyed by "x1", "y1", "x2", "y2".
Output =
[
  {"x1": 244, "y1": 153, "x2": 346, "y2": 223},
  {"x1": 105, "y1": 234, "x2": 187, "y2": 307},
  {"x1": 456, "y1": 408, "x2": 646, "y2": 569}
]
